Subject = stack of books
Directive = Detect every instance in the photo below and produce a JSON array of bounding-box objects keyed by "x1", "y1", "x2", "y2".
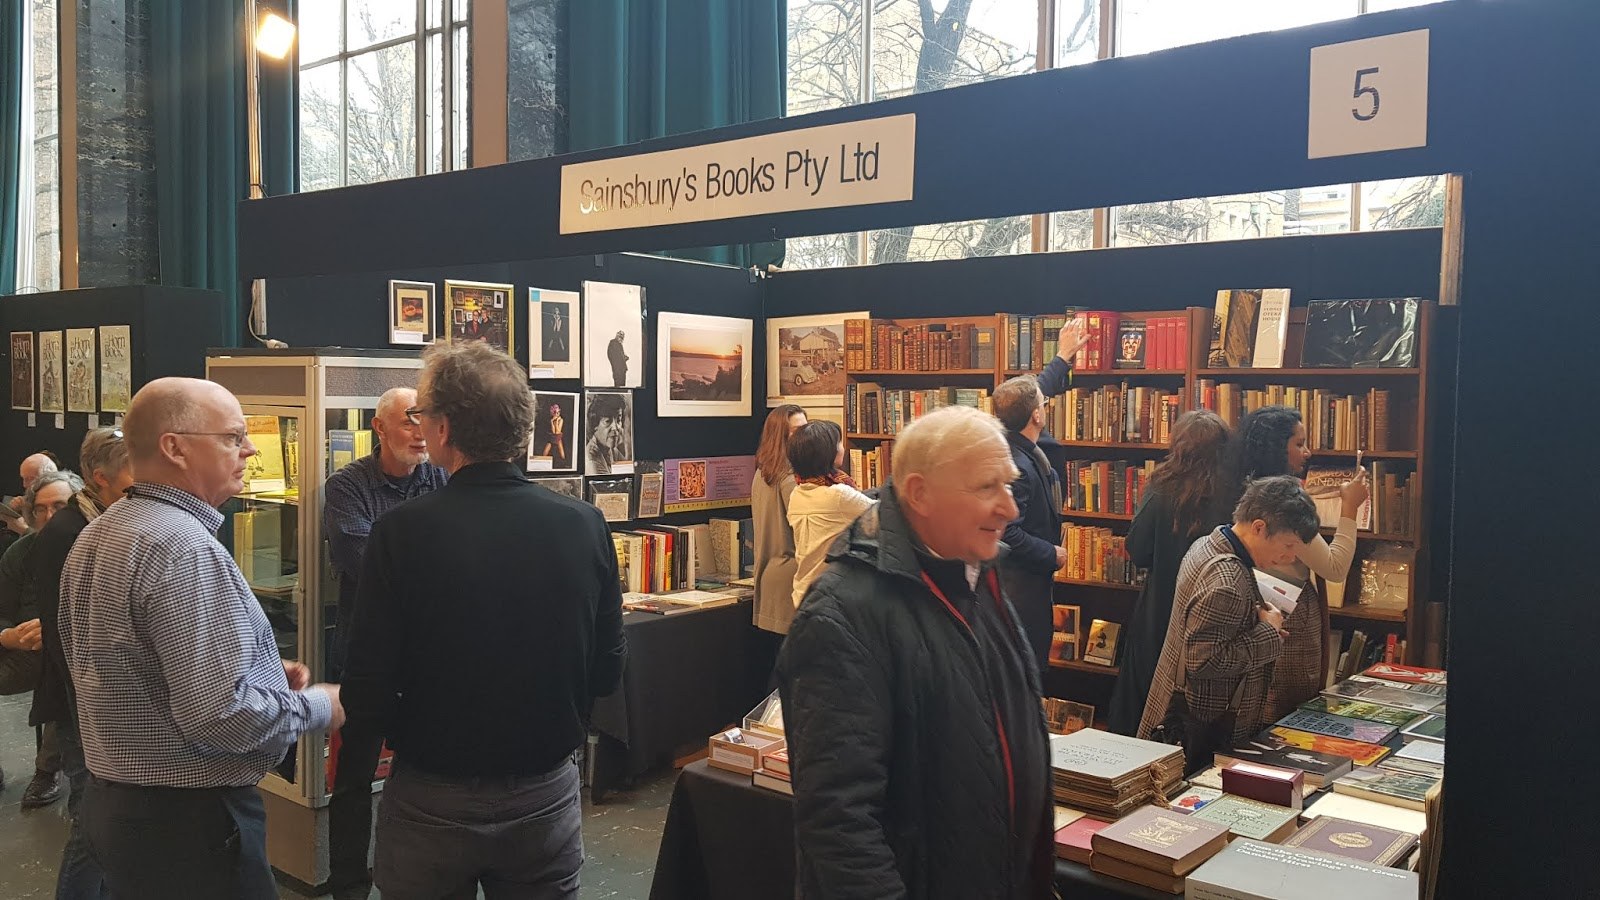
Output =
[
  {"x1": 751, "y1": 748, "x2": 791, "y2": 796},
  {"x1": 1186, "y1": 839, "x2": 1419, "y2": 899},
  {"x1": 1089, "y1": 805, "x2": 1230, "y2": 894},
  {"x1": 1048, "y1": 731, "x2": 1184, "y2": 821}
]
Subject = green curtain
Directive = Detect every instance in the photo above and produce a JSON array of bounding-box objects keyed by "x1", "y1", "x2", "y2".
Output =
[
  {"x1": 569, "y1": 0, "x2": 786, "y2": 268},
  {"x1": 0, "y1": 0, "x2": 24, "y2": 295},
  {"x1": 150, "y1": 0, "x2": 297, "y2": 345}
]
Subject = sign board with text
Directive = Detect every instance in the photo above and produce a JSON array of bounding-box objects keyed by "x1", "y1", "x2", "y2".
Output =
[
  {"x1": 1308, "y1": 29, "x2": 1429, "y2": 159},
  {"x1": 560, "y1": 115, "x2": 916, "y2": 234}
]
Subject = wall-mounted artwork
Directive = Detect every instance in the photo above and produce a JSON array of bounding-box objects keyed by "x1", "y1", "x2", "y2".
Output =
[
  {"x1": 657, "y1": 311, "x2": 752, "y2": 418},
  {"x1": 444, "y1": 280, "x2": 513, "y2": 355},
  {"x1": 389, "y1": 280, "x2": 436, "y2": 345},
  {"x1": 583, "y1": 281, "x2": 644, "y2": 389},
  {"x1": 528, "y1": 287, "x2": 581, "y2": 380}
]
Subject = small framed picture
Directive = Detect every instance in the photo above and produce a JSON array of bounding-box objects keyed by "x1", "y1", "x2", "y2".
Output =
[
  {"x1": 389, "y1": 280, "x2": 436, "y2": 345},
  {"x1": 587, "y1": 477, "x2": 634, "y2": 523},
  {"x1": 526, "y1": 391, "x2": 579, "y2": 473}
]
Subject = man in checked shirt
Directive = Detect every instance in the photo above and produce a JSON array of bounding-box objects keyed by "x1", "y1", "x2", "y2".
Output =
[{"x1": 60, "y1": 377, "x2": 345, "y2": 899}]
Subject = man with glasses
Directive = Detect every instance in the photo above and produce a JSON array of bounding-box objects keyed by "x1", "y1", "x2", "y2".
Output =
[
  {"x1": 60, "y1": 377, "x2": 344, "y2": 899},
  {"x1": 322, "y1": 386, "x2": 447, "y2": 900}
]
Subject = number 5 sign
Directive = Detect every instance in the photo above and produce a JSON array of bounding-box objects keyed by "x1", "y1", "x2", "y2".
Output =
[{"x1": 1308, "y1": 29, "x2": 1429, "y2": 159}]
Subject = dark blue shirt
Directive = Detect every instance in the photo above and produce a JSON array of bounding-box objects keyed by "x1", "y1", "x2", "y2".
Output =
[{"x1": 323, "y1": 451, "x2": 447, "y2": 672}]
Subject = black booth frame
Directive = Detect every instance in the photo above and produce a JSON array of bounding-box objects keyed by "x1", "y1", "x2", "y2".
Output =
[{"x1": 234, "y1": 2, "x2": 1595, "y2": 895}]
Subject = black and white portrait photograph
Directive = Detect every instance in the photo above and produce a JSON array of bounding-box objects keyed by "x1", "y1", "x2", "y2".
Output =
[
  {"x1": 528, "y1": 287, "x2": 581, "y2": 379},
  {"x1": 583, "y1": 281, "x2": 644, "y2": 389},
  {"x1": 526, "y1": 390, "x2": 579, "y2": 473},
  {"x1": 584, "y1": 390, "x2": 635, "y2": 475},
  {"x1": 535, "y1": 477, "x2": 584, "y2": 502}
]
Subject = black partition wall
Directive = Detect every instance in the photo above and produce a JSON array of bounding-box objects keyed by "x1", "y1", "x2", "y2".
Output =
[
  {"x1": 266, "y1": 252, "x2": 767, "y2": 486},
  {"x1": 236, "y1": 1, "x2": 1599, "y2": 892}
]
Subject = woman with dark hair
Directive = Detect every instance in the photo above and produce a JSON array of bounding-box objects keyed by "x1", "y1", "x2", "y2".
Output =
[
  {"x1": 786, "y1": 421, "x2": 874, "y2": 608},
  {"x1": 1107, "y1": 410, "x2": 1232, "y2": 734},
  {"x1": 751, "y1": 405, "x2": 808, "y2": 635},
  {"x1": 1225, "y1": 405, "x2": 1369, "y2": 718}
]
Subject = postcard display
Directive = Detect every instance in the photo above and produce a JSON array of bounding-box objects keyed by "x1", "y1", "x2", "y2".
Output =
[{"x1": 205, "y1": 348, "x2": 426, "y2": 886}]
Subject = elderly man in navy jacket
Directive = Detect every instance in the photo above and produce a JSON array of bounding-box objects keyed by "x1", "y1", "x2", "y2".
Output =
[{"x1": 993, "y1": 375, "x2": 1068, "y2": 670}]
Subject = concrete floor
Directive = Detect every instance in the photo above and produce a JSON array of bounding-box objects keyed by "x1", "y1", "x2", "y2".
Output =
[{"x1": 0, "y1": 692, "x2": 676, "y2": 899}]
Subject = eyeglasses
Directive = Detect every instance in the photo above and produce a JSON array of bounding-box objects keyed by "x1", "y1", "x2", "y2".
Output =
[
  {"x1": 404, "y1": 406, "x2": 431, "y2": 426},
  {"x1": 173, "y1": 430, "x2": 250, "y2": 449},
  {"x1": 111, "y1": 429, "x2": 123, "y2": 439}
]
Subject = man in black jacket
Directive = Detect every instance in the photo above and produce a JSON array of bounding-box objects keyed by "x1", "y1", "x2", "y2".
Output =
[
  {"x1": 777, "y1": 406, "x2": 1054, "y2": 900},
  {"x1": 993, "y1": 375, "x2": 1066, "y2": 671},
  {"x1": 342, "y1": 342, "x2": 627, "y2": 900}
]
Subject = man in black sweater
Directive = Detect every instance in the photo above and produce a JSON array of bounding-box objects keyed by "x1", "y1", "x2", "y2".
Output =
[{"x1": 342, "y1": 342, "x2": 626, "y2": 900}]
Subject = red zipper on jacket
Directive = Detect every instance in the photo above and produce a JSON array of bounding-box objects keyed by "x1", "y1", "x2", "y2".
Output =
[{"x1": 918, "y1": 569, "x2": 1017, "y2": 832}]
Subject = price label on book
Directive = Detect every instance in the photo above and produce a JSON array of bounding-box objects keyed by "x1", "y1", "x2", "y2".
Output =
[{"x1": 1307, "y1": 29, "x2": 1429, "y2": 159}]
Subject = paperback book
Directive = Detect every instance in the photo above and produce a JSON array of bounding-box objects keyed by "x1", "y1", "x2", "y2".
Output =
[
  {"x1": 1281, "y1": 816, "x2": 1420, "y2": 868},
  {"x1": 1274, "y1": 709, "x2": 1397, "y2": 745},
  {"x1": 1332, "y1": 766, "x2": 1440, "y2": 811},
  {"x1": 1298, "y1": 696, "x2": 1423, "y2": 729},
  {"x1": 1261, "y1": 727, "x2": 1391, "y2": 767},
  {"x1": 1189, "y1": 795, "x2": 1300, "y2": 843}
]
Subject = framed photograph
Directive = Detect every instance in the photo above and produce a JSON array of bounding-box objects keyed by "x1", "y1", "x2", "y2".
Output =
[
  {"x1": 583, "y1": 390, "x2": 635, "y2": 475},
  {"x1": 66, "y1": 328, "x2": 97, "y2": 413},
  {"x1": 587, "y1": 477, "x2": 635, "y2": 523},
  {"x1": 37, "y1": 331, "x2": 64, "y2": 414},
  {"x1": 534, "y1": 476, "x2": 584, "y2": 501},
  {"x1": 1042, "y1": 697, "x2": 1095, "y2": 735},
  {"x1": 444, "y1": 280, "x2": 514, "y2": 356},
  {"x1": 526, "y1": 390, "x2": 579, "y2": 473},
  {"x1": 657, "y1": 311, "x2": 752, "y2": 418},
  {"x1": 389, "y1": 280, "x2": 435, "y2": 345},
  {"x1": 583, "y1": 281, "x2": 644, "y2": 388},
  {"x1": 97, "y1": 325, "x2": 131, "y2": 413},
  {"x1": 633, "y1": 460, "x2": 664, "y2": 519},
  {"x1": 10, "y1": 332, "x2": 35, "y2": 411},
  {"x1": 765, "y1": 312, "x2": 866, "y2": 408},
  {"x1": 528, "y1": 287, "x2": 581, "y2": 379},
  {"x1": 1053, "y1": 604, "x2": 1081, "y2": 641}
]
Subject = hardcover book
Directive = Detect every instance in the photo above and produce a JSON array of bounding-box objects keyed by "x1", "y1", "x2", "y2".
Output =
[
  {"x1": 1275, "y1": 709, "x2": 1397, "y2": 746},
  {"x1": 1349, "y1": 673, "x2": 1445, "y2": 697},
  {"x1": 1249, "y1": 289, "x2": 1290, "y2": 369},
  {"x1": 1394, "y1": 740, "x2": 1445, "y2": 766},
  {"x1": 1186, "y1": 839, "x2": 1420, "y2": 900},
  {"x1": 1092, "y1": 806, "x2": 1230, "y2": 876},
  {"x1": 1214, "y1": 743, "x2": 1353, "y2": 789},
  {"x1": 1054, "y1": 816, "x2": 1108, "y2": 864},
  {"x1": 1302, "y1": 791, "x2": 1428, "y2": 836},
  {"x1": 1298, "y1": 696, "x2": 1423, "y2": 729},
  {"x1": 1089, "y1": 852, "x2": 1186, "y2": 894},
  {"x1": 1399, "y1": 715, "x2": 1445, "y2": 744},
  {"x1": 1189, "y1": 796, "x2": 1299, "y2": 843},
  {"x1": 1049, "y1": 730, "x2": 1183, "y2": 782},
  {"x1": 1114, "y1": 320, "x2": 1147, "y2": 370},
  {"x1": 1332, "y1": 766, "x2": 1439, "y2": 811},
  {"x1": 1168, "y1": 784, "x2": 1223, "y2": 813},
  {"x1": 1208, "y1": 289, "x2": 1262, "y2": 368},
  {"x1": 1221, "y1": 762, "x2": 1303, "y2": 811},
  {"x1": 1359, "y1": 662, "x2": 1447, "y2": 686},
  {"x1": 1377, "y1": 755, "x2": 1444, "y2": 779},
  {"x1": 1262, "y1": 727, "x2": 1390, "y2": 767},
  {"x1": 1321, "y1": 681, "x2": 1442, "y2": 714},
  {"x1": 1304, "y1": 467, "x2": 1372, "y2": 530},
  {"x1": 1282, "y1": 816, "x2": 1419, "y2": 868},
  {"x1": 1084, "y1": 619, "x2": 1121, "y2": 666}
]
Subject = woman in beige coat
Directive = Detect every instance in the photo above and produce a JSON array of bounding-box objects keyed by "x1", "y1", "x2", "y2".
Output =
[{"x1": 751, "y1": 405, "x2": 808, "y2": 634}]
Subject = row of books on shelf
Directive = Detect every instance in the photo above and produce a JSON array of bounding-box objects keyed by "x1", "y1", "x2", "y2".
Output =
[
  {"x1": 1062, "y1": 459, "x2": 1157, "y2": 516},
  {"x1": 1046, "y1": 384, "x2": 1183, "y2": 445},
  {"x1": 1058, "y1": 525, "x2": 1144, "y2": 587},
  {"x1": 843, "y1": 319, "x2": 997, "y2": 372},
  {"x1": 1330, "y1": 628, "x2": 1412, "y2": 683},
  {"x1": 611, "y1": 517, "x2": 752, "y2": 596},
  {"x1": 1210, "y1": 293, "x2": 1420, "y2": 370},
  {"x1": 846, "y1": 446, "x2": 891, "y2": 492},
  {"x1": 843, "y1": 384, "x2": 991, "y2": 435},
  {"x1": 1049, "y1": 662, "x2": 1444, "y2": 896},
  {"x1": 1193, "y1": 382, "x2": 1406, "y2": 453}
]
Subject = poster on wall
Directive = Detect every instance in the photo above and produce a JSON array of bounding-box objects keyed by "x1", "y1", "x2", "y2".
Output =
[
  {"x1": 388, "y1": 280, "x2": 436, "y2": 345},
  {"x1": 528, "y1": 288, "x2": 581, "y2": 380},
  {"x1": 582, "y1": 282, "x2": 644, "y2": 389},
  {"x1": 766, "y1": 312, "x2": 866, "y2": 408},
  {"x1": 583, "y1": 390, "x2": 635, "y2": 476},
  {"x1": 661, "y1": 455, "x2": 757, "y2": 513},
  {"x1": 526, "y1": 390, "x2": 579, "y2": 473},
  {"x1": 97, "y1": 325, "x2": 131, "y2": 413},
  {"x1": 37, "y1": 331, "x2": 64, "y2": 414},
  {"x1": 656, "y1": 311, "x2": 752, "y2": 418},
  {"x1": 444, "y1": 280, "x2": 513, "y2": 356},
  {"x1": 10, "y1": 332, "x2": 34, "y2": 411},
  {"x1": 65, "y1": 328, "x2": 97, "y2": 413}
]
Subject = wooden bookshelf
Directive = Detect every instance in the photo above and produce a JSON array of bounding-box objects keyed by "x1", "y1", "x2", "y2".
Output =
[
  {"x1": 1055, "y1": 440, "x2": 1169, "y2": 451},
  {"x1": 852, "y1": 368, "x2": 994, "y2": 376},
  {"x1": 1198, "y1": 367, "x2": 1419, "y2": 377},
  {"x1": 1054, "y1": 575, "x2": 1141, "y2": 592},
  {"x1": 1061, "y1": 509, "x2": 1134, "y2": 522},
  {"x1": 1049, "y1": 659, "x2": 1120, "y2": 676},
  {"x1": 1329, "y1": 606, "x2": 1407, "y2": 623}
]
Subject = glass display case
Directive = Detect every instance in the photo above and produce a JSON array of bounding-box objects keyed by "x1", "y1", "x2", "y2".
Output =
[{"x1": 206, "y1": 348, "x2": 424, "y2": 886}]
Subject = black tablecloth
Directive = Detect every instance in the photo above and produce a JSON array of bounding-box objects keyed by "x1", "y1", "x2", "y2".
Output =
[
  {"x1": 589, "y1": 600, "x2": 771, "y2": 800},
  {"x1": 647, "y1": 759, "x2": 1164, "y2": 900}
]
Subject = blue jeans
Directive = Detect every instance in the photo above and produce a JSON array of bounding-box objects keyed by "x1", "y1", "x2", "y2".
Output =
[{"x1": 55, "y1": 714, "x2": 108, "y2": 900}]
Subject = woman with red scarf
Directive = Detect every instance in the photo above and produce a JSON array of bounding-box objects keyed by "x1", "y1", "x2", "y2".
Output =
[{"x1": 787, "y1": 421, "x2": 875, "y2": 609}]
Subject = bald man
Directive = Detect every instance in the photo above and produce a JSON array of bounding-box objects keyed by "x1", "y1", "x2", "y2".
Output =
[
  {"x1": 4, "y1": 453, "x2": 58, "y2": 539},
  {"x1": 60, "y1": 377, "x2": 344, "y2": 899},
  {"x1": 776, "y1": 406, "x2": 1054, "y2": 900},
  {"x1": 322, "y1": 386, "x2": 446, "y2": 899}
]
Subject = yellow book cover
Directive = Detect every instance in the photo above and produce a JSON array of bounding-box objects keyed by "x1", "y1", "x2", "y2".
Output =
[{"x1": 243, "y1": 415, "x2": 286, "y2": 493}]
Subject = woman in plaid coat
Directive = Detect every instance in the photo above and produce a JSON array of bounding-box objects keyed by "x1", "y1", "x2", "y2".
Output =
[{"x1": 1137, "y1": 476, "x2": 1322, "y2": 771}]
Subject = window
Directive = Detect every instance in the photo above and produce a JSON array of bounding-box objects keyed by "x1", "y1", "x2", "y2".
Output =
[
  {"x1": 14, "y1": 0, "x2": 60, "y2": 292},
  {"x1": 299, "y1": 0, "x2": 470, "y2": 192},
  {"x1": 787, "y1": 0, "x2": 864, "y2": 118},
  {"x1": 1361, "y1": 175, "x2": 1446, "y2": 230},
  {"x1": 1117, "y1": 0, "x2": 1354, "y2": 56}
]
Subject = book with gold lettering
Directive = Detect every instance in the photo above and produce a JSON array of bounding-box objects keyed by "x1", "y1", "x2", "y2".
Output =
[
  {"x1": 1091, "y1": 805, "x2": 1229, "y2": 876},
  {"x1": 1283, "y1": 815, "x2": 1419, "y2": 867}
]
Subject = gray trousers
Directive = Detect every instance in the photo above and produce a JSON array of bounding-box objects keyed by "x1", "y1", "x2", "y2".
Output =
[
  {"x1": 0, "y1": 648, "x2": 59, "y2": 773},
  {"x1": 374, "y1": 757, "x2": 583, "y2": 900}
]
